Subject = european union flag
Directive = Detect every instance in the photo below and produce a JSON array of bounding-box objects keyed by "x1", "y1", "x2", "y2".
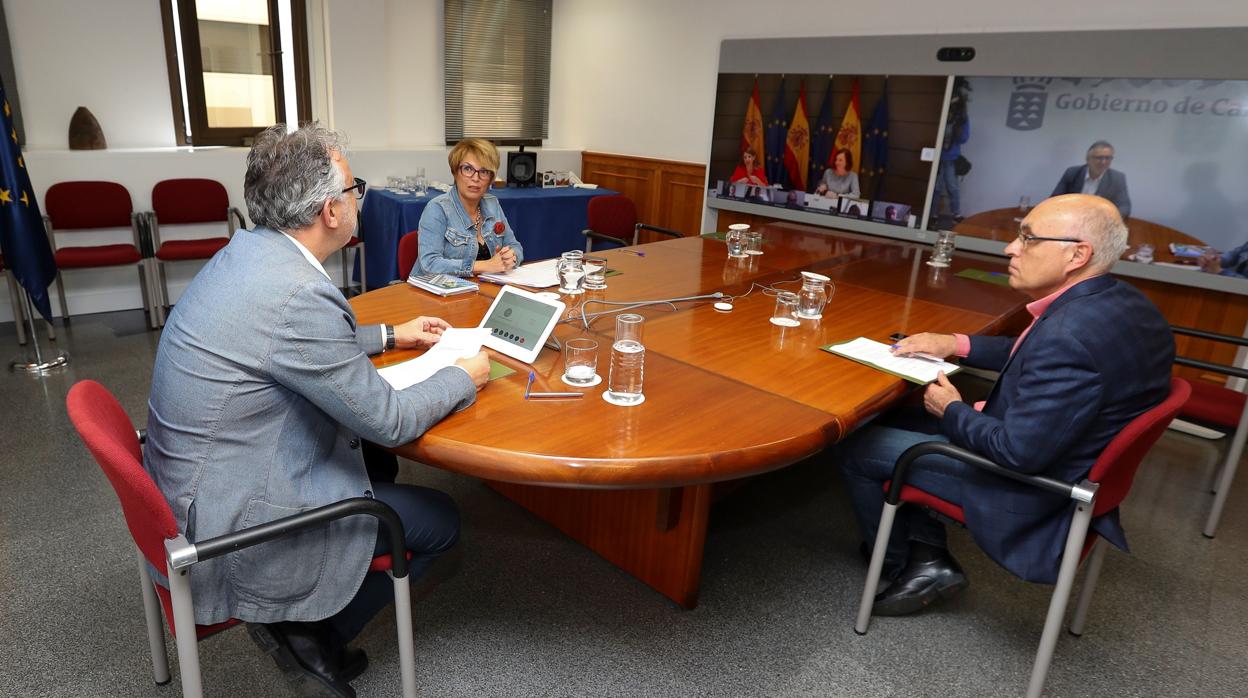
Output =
[
  {"x1": 764, "y1": 79, "x2": 788, "y2": 188},
  {"x1": 808, "y1": 83, "x2": 836, "y2": 190},
  {"x1": 862, "y1": 81, "x2": 890, "y2": 199},
  {"x1": 0, "y1": 76, "x2": 55, "y2": 321}
]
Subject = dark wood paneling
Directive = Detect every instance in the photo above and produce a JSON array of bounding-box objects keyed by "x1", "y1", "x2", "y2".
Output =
[{"x1": 580, "y1": 151, "x2": 707, "y2": 238}]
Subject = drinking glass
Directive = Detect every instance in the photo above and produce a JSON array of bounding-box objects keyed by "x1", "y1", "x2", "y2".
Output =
[
  {"x1": 745, "y1": 231, "x2": 763, "y2": 256},
  {"x1": 583, "y1": 255, "x2": 608, "y2": 290},
  {"x1": 1018, "y1": 194, "x2": 1032, "y2": 213},
  {"x1": 607, "y1": 314, "x2": 645, "y2": 405},
  {"x1": 929, "y1": 230, "x2": 956, "y2": 267},
  {"x1": 726, "y1": 223, "x2": 750, "y2": 258},
  {"x1": 386, "y1": 176, "x2": 405, "y2": 192},
  {"x1": 563, "y1": 338, "x2": 599, "y2": 386},
  {"x1": 770, "y1": 291, "x2": 800, "y2": 327}
]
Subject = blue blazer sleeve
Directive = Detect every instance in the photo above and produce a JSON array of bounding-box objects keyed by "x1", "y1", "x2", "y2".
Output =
[
  {"x1": 416, "y1": 202, "x2": 474, "y2": 277},
  {"x1": 964, "y1": 335, "x2": 1015, "y2": 372},
  {"x1": 1052, "y1": 166, "x2": 1079, "y2": 197},
  {"x1": 942, "y1": 331, "x2": 1103, "y2": 474}
]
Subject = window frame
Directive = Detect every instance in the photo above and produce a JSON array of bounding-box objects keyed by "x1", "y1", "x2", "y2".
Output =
[{"x1": 159, "y1": 0, "x2": 310, "y2": 147}]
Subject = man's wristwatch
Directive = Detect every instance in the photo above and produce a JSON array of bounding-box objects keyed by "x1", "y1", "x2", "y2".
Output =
[{"x1": 384, "y1": 324, "x2": 396, "y2": 351}]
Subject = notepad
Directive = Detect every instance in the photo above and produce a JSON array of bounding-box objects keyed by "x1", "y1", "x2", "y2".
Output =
[
  {"x1": 477, "y1": 258, "x2": 560, "y2": 288},
  {"x1": 822, "y1": 337, "x2": 961, "y2": 385}
]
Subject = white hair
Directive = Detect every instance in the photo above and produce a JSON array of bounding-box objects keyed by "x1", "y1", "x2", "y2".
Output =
[{"x1": 244, "y1": 124, "x2": 348, "y2": 232}]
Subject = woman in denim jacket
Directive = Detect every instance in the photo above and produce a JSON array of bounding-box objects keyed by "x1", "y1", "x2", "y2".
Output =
[{"x1": 415, "y1": 138, "x2": 524, "y2": 277}]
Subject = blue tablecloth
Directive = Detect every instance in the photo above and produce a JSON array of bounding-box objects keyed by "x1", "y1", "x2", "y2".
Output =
[{"x1": 358, "y1": 186, "x2": 617, "y2": 289}]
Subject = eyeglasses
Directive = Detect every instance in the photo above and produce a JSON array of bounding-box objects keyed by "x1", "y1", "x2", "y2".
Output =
[
  {"x1": 1088, "y1": 155, "x2": 1114, "y2": 161},
  {"x1": 342, "y1": 177, "x2": 367, "y2": 200},
  {"x1": 457, "y1": 163, "x2": 495, "y2": 181},
  {"x1": 1016, "y1": 231, "x2": 1082, "y2": 249}
]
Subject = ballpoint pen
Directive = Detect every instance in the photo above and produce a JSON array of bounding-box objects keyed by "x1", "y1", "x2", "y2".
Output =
[
  {"x1": 619, "y1": 249, "x2": 646, "y2": 257},
  {"x1": 525, "y1": 371, "x2": 585, "y2": 399}
]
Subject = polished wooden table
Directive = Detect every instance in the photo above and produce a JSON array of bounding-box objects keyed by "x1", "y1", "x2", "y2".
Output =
[
  {"x1": 954, "y1": 207, "x2": 1208, "y2": 264},
  {"x1": 352, "y1": 223, "x2": 1028, "y2": 607}
]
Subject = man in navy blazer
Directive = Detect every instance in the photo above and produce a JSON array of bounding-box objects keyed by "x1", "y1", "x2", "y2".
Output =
[
  {"x1": 839, "y1": 194, "x2": 1172, "y2": 616},
  {"x1": 1051, "y1": 141, "x2": 1131, "y2": 219}
]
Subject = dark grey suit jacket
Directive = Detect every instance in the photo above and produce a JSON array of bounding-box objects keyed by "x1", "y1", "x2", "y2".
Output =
[{"x1": 1052, "y1": 165, "x2": 1131, "y2": 219}]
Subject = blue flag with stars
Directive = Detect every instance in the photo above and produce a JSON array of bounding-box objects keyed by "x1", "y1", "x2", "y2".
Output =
[
  {"x1": 763, "y1": 79, "x2": 788, "y2": 188},
  {"x1": 862, "y1": 81, "x2": 890, "y2": 199},
  {"x1": 808, "y1": 83, "x2": 836, "y2": 192},
  {"x1": 0, "y1": 76, "x2": 56, "y2": 321}
]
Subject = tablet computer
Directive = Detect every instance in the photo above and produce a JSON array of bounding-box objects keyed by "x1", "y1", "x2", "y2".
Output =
[{"x1": 477, "y1": 285, "x2": 566, "y2": 364}]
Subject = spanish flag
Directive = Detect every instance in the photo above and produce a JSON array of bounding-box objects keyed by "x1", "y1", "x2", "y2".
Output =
[
  {"x1": 783, "y1": 81, "x2": 810, "y2": 191},
  {"x1": 834, "y1": 79, "x2": 862, "y2": 174},
  {"x1": 741, "y1": 78, "x2": 764, "y2": 165}
]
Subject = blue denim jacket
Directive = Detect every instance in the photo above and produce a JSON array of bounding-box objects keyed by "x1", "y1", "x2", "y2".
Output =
[
  {"x1": 1219, "y1": 241, "x2": 1248, "y2": 278},
  {"x1": 414, "y1": 188, "x2": 525, "y2": 277}
]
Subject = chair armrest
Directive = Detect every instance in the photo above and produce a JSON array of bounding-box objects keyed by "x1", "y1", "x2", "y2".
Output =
[
  {"x1": 886, "y1": 441, "x2": 1094, "y2": 507},
  {"x1": 1172, "y1": 325, "x2": 1248, "y2": 380},
  {"x1": 136, "y1": 428, "x2": 147, "y2": 444},
  {"x1": 1172, "y1": 325, "x2": 1248, "y2": 347},
  {"x1": 636, "y1": 223, "x2": 682, "y2": 239},
  {"x1": 168, "y1": 497, "x2": 411, "y2": 578},
  {"x1": 582, "y1": 228, "x2": 630, "y2": 246},
  {"x1": 228, "y1": 206, "x2": 247, "y2": 233}
]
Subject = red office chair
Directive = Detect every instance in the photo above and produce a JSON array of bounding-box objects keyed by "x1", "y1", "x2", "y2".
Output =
[
  {"x1": 44, "y1": 181, "x2": 156, "y2": 327},
  {"x1": 67, "y1": 380, "x2": 421, "y2": 698},
  {"x1": 1171, "y1": 325, "x2": 1248, "y2": 538},
  {"x1": 854, "y1": 378, "x2": 1190, "y2": 698},
  {"x1": 582, "y1": 195, "x2": 682, "y2": 251},
  {"x1": 149, "y1": 179, "x2": 245, "y2": 326},
  {"x1": 397, "y1": 231, "x2": 420, "y2": 280},
  {"x1": 341, "y1": 235, "x2": 366, "y2": 295}
]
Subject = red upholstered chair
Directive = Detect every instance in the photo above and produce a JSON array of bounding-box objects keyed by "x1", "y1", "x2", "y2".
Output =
[
  {"x1": 397, "y1": 231, "x2": 420, "y2": 280},
  {"x1": 582, "y1": 194, "x2": 682, "y2": 251},
  {"x1": 44, "y1": 181, "x2": 156, "y2": 327},
  {"x1": 854, "y1": 378, "x2": 1190, "y2": 698},
  {"x1": 149, "y1": 179, "x2": 245, "y2": 326},
  {"x1": 1171, "y1": 325, "x2": 1248, "y2": 537},
  {"x1": 67, "y1": 380, "x2": 421, "y2": 698}
]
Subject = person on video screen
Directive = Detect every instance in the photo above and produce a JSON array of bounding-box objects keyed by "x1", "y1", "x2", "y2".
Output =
[
  {"x1": 1052, "y1": 140, "x2": 1131, "y2": 220},
  {"x1": 731, "y1": 149, "x2": 768, "y2": 187},
  {"x1": 1198, "y1": 241, "x2": 1248, "y2": 278},
  {"x1": 815, "y1": 149, "x2": 860, "y2": 198}
]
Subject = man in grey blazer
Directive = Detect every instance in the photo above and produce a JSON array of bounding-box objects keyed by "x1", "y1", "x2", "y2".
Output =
[
  {"x1": 145, "y1": 124, "x2": 489, "y2": 697},
  {"x1": 1051, "y1": 140, "x2": 1131, "y2": 219}
]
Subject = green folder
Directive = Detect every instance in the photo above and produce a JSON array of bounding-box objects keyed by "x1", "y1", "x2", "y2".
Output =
[
  {"x1": 955, "y1": 268, "x2": 1012, "y2": 287},
  {"x1": 489, "y1": 360, "x2": 516, "y2": 381}
]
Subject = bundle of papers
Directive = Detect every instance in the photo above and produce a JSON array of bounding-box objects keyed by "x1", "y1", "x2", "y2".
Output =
[
  {"x1": 823, "y1": 337, "x2": 961, "y2": 385},
  {"x1": 477, "y1": 258, "x2": 560, "y2": 288},
  {"x1": 377, "y1": 327, "x2": 492, "y2": 390}
]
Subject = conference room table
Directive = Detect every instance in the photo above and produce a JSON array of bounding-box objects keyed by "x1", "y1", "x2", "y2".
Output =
[
  {"x1": 358, "y1": 185, "x2": 618, "y2": 288},
  {"x1": 351, "y1": 223, "x2": 1029, "y2": 608},
  {"x1": 954, "y1": 206, "x2": 1209, "y2": 264}
]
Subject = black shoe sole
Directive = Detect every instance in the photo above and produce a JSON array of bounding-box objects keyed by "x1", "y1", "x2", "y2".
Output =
[
  {"x1": 247, "y1": 624, "x2": 357, "y2": 698},
  {"x1": 872, "y1": 575, "x2": 969, "y2": 617}
]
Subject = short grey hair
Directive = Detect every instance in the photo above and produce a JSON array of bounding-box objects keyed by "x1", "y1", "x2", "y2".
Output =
[
  {"x1": 244, "y1": 124, "x2": 347, "y2": 232},
  {"x1": 1075, "y1": 200, "x2": 1129, "y2": 270},
  {"x1": 1086, "y1": 140, "x2": 1114, "y2": 154}
]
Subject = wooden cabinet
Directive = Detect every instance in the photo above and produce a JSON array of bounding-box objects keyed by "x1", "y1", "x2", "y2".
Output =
[{"x1": 580, "y1": 152, "x2": 707, "y2": 242}]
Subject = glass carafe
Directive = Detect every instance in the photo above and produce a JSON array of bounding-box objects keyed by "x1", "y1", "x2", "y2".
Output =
[
  {"x1": 557, "y1": 250, "x2": 586, "y2": 295},
  {"x1": 795, "y1": 271, "x2": 831, "y2": 319}
]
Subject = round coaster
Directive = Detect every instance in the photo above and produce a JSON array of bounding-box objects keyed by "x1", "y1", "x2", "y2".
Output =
[
  {"x1": 925, "y1": 260, "x2": 950, "y2": 268},
  {"x1": 713, "y1": 301, "x2": 734, "y2": 312},
  {"x1": 562, "y1": 373, "x2": 602, "y2": 387},
  {"x1": 602, "y1": 391, "x2": 646, "y2": 407},
  {"x1": 769, "y1": 317, "x2": 800, "y2": 327}
]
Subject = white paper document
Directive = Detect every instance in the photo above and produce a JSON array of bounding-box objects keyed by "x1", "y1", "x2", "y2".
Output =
[
  {"x1": 825, "y1": 337, "x2": 961, "y2": 385},
  {"x1": 477, "y1": 258, "x2": 560, "y2": 288},
  {"x1": 377, "y1": 327, "x2": 491, "y2": 390}
]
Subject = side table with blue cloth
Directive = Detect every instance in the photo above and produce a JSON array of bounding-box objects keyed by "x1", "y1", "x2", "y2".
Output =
[{"x1": 358, "y1": 186, "x2": 617, "y2": 289}]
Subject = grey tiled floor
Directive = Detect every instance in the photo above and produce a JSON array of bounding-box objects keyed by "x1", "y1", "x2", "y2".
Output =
[{"x1": 2, "y1": 309, "x2": 1246, "y2": 697}]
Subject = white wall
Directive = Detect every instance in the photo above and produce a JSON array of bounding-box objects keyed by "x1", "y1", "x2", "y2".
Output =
[{"x1": 549, "y1": 0, "x2": 1248, "y2": 163}]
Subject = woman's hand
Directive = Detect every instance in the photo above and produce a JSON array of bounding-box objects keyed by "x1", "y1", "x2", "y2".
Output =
[
  {"x1": 472, "y1": 246, "x2": 516, "y2": 275},
  {"x1": 815, "y1": 184, "x2": 828, "y2": 195},
  {"x1": 1199, "y1": 250, "x2": 1222, "y2": 274}
]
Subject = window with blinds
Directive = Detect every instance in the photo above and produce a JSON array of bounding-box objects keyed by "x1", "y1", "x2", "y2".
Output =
[{"x1": 444, "y1": 0, "x2": 551, "y2": 145}]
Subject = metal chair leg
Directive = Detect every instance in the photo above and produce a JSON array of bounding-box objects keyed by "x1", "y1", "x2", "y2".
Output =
[
  {"x1": 55, "y1": 272, "x2": 70, "y2": 323},
  {"x1": 390, "y1": 571, "x2": 418, "y2": 698},
  {"x1": 1068, "y1": 537, "x2": 1107, "y2": 637},
  {"x1": 1205, "y1": 399, "x2": 1248, "y2": 538},
  {"x1": 5, "y1": 272, "x2": 27, "y2": 345},
  {"x1": 136, "y1": 550, "x2": 171, "y2": 685},
  {"x1": 854, "y1": 502, "x2": 900, "y2": 635},
  {"x1": 1026, "y1": 499, "x2": 1094, "y2": 698},
  {"x1": 166, "y1": 561, "x2": 203, "y2": 698}
]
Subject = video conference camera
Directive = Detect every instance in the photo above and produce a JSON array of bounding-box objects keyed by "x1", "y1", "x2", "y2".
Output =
[{"x1": 936, "y1": 47, "x2": 976, "y2": 62}]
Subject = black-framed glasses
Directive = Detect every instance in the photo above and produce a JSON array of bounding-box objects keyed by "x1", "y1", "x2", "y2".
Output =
[
  {"x1": 457, "y1": 163, "x2": 495, "y2": 181},
  {"x1": 1017, "y1": 231, "x2": 1082, "y2": 249},
  {"x1": 342, "y1": 177, "x2": 367, "y2": 200}
]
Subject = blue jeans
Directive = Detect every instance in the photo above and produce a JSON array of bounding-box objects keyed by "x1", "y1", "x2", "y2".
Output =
[
  {"x1": 326, "y1": 482, "x2": 460, "y2": 642},
  {"x1": 933, "y1": 160, "x2": 961, "y2": 217},
  {"x1": 838, "y1": 411, "x2": 972, "y2": 568}
]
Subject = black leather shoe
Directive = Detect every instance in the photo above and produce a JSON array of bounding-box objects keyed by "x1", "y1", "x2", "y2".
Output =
[
  {"x1": 247, "y1": 622, "x2": 357, "y2": 698},
  {"x1": 859, "y1": 541, "x2": 905, "y2": 582},
  {"x1": 340, "y1": 647, "x2": 367, "y2": 683},
  {"x1": 871, "y1": 551, "x2": 968, "y2": 616}
]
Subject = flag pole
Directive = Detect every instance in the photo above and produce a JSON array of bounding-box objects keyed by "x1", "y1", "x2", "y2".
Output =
[{"x1": 9, "y1": 288, "x2": 67, "y2": 373}]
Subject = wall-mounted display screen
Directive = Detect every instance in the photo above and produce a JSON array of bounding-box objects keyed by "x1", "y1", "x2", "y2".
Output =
[
  {"x1": 707, "y1": 74, "x2": 946, "y2": 231},
  {"x1": 941, "y1": 76, "x2": 1248, "y2": 276}
]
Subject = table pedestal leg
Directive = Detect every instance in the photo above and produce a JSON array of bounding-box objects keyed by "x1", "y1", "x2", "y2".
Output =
[{"x1": 485, "y1": 481, "x2": 712, "y2": 609}]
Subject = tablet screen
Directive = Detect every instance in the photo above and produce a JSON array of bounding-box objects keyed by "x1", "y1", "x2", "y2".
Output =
[{"x1": 481, "y1": 289, "x2": 560, "y2": 354}]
